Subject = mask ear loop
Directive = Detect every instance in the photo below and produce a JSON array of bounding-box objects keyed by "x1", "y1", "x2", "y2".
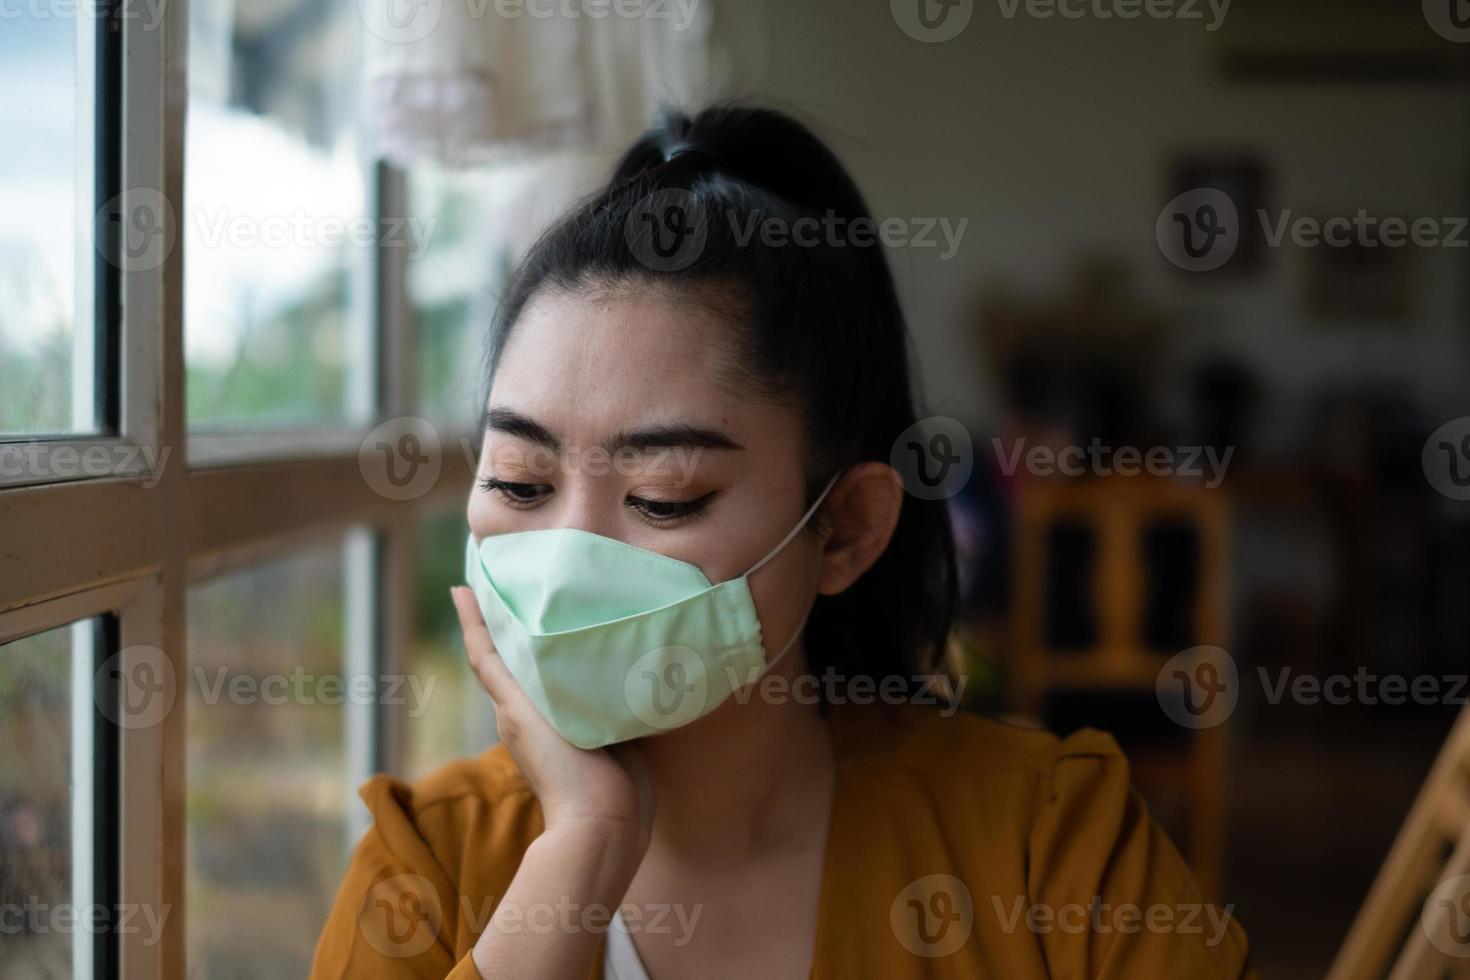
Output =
[
  {"x1": 761, "y1": 599, "x2": 817, "y2": 674},
  {"x1": 739, "y1": 470, "x2": 844, "y2": 678},
  {"x1": 742, "y1": 470, "x2": 844, "y2": 580}
]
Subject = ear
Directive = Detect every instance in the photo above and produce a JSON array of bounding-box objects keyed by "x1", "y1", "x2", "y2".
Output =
[{"x1": 816, "y1": 462, "x2": 904, "y2": 596}]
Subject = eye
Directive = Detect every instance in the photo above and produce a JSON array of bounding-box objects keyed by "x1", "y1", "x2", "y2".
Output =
[
  {"x1": 625, "y1": 491, "x2": 716, "y2": 526},
  {"x1": 479, "y1": 477, "x2": 550, "y2": 508}
]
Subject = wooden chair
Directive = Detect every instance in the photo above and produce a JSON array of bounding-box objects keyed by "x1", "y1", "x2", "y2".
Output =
[
  {"x1": 1009, "y1": 473, "x2": 1232, "y2": 900},
  {"x1": 1328, "y1": 707, "x2": 1470, "y2": 980}
]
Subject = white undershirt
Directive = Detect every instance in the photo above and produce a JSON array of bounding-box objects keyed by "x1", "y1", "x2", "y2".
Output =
[{"x1": 603, "y1": 907, "x2": 652, "y2": 980}]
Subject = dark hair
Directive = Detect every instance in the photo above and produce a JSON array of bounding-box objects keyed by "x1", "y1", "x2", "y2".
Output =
[{"x1": 484, "y1": 102, "x2": 958, "y2": 689}]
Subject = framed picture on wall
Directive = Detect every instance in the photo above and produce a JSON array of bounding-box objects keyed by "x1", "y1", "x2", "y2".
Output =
[
  {"x1": 1167, "y1": 152, "x2": 1270, "y2": 276},
  {"x1": 1303, "y1": 230, "x2": 1413, "y2": 324}
]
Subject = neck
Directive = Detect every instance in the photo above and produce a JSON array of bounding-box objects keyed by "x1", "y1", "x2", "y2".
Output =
[{"x1": 636, "y1": 648, "x2": 838, "y2": 865}]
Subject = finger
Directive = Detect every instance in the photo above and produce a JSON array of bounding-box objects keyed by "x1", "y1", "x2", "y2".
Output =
[{"x1": 450, "y1": 586, "x2": 517, "y2": 703}]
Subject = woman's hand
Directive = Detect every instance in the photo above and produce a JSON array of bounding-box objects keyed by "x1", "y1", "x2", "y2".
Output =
[
  {"x1": 451, "y1": 586, "x2": 657, "y2": 979},
  {"x1": 449, "y1": 586, "x2": 655, "y2": 852}
]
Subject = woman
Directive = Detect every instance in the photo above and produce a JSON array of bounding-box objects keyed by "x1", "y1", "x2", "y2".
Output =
[{"x1": 311, "y1": 104, "x2": 1254, "y2": 979}]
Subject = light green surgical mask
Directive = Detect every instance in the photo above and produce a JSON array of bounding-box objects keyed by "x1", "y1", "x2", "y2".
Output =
[{"x1": 464, "y1": 473, "x2": 840, "y2": 749}]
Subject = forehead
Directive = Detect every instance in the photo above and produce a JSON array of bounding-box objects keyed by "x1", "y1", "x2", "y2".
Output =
[{"x1": 489, "y1": 284, "x2": 744, "y2": 430}]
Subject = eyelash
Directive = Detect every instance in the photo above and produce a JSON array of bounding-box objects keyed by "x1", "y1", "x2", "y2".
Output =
[{"x1": 477, "y1": 478, "x2": 716, "y2": 527}]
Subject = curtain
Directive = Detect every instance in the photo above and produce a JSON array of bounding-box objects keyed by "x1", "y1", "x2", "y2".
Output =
[{"x1": 361, "y1": 0, "x2": 721, "y2": 167}]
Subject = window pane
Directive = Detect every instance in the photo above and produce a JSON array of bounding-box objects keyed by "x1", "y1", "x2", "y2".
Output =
[
  {"x1": 403, "y1": 510, "x2": 495, "y2": 780},
  {"x1": 186, "y1": 545, "x2": 350, "y2": 977},
  {"x1": 407, "y1": 156, "x2": 601, "y2": 427},
  {"x1": 185, "y1": 0, "x2": 366, "y2": 427},
  {"x1": 0, "y1": 622, "x2": 94, "y2": 976},
  {"x1": 405, "y1": 170, "x2": 504, "y2": 429},
  {"x1": 0, "y1": 16, "x2": 90, "y2": 436}
]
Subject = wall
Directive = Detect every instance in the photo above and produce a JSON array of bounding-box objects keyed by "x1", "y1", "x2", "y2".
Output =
[{"x1": 710, "y1": 0, "x2": 1470, "y2": 441}]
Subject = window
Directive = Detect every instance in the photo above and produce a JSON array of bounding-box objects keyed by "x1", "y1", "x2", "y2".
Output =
[
  {"x1": 0, "y1": 617, "x2": 113, "y2": 979},
  {"x1": 405, "y1": 155, "x2": 601, "y2": 427},
  {"x1": 0, "y1": 0, "x2": 485, "y2": 975},
  {"x1": 0, "y1": 10, "x2": 109, "y2": 438},
  {"x1": 184, "y1": 0, "x2": 369, "y2": 428},
  {"x1": 185, "y1": 544, "x2": 354, "y2": 977},
  {"x1": 0, "y1": 6, "x2": 123, "y2": 977},
  {"x1": 403, "y1": 510, "x2": 496, "y2": 780},
  {"x1": 0, "y1": 15, "x2": 87, "y2": 435},
  {"x1": 0, "y1": 625, "x2": 81, "y2": 976},
  {"x1": 405, "y1": 169, "x2": 503, "y2": 428}
]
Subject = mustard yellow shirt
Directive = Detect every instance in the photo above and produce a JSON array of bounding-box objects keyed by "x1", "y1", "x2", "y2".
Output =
[{"x1": 310, "y1": 703, "x2": 1256, "y2": 978}]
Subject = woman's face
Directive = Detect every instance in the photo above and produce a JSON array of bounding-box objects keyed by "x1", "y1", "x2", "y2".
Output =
[{"x1": 468, "y1": 284, "x2": 823, "y2": 660}]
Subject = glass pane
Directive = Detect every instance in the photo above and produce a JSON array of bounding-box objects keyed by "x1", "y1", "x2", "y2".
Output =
[
  {"x1": 185, "y1": 0, "x2": 366, "y2": 427},
  {"x1": 406, "y1": 169, "x2": 504, "y2": 428},
  {"x1": 407, "y1": 156, "x2": 602, "y2": 427},
  {"x1": 186, "y1": 545, "x2": 349, "y2": 977},
  {"x1": 0, "y1": 16, "x2": 89, "y2": 436},
  {"x1": 0, "y1": 623, "x2": 90, "y2": 977},
  {"x1": 403, "y1": 511, "x2": 495, "y2": 780}
]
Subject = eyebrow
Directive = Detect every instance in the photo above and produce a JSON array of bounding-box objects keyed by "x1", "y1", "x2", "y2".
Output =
[
  {"x1": 483, "y1": 407, "x2": 560, "y2": 450},
  {"x1": 482, "y1": 407, "x2": 743, "y2": 454}
]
